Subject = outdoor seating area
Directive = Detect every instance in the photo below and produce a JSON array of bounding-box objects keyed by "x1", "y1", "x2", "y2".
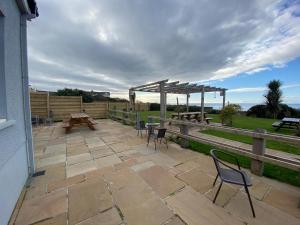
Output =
[
  {"x1": 272, "y1": 117, "x2": 300, "y2": 131},
  {"x1": 171, "y1": 112, "x2": 213, "y2": 124},
  {"x1": 62, "y1": 113, "x2": 97, "y2": 133},
  {"x1": 12, "y1": 119, "x2": 300, "y2": 225}
]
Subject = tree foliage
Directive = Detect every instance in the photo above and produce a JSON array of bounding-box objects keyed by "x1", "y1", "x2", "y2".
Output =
[
  {"x1": 264, "y1": 80, "x2": 282, "y2": 119},
  {"x1": 220, "y1": 104, "x2": 241, "y2": 126}
]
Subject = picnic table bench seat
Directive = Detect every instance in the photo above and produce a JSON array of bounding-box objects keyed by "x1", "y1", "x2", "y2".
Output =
[
  {"x1": 88, "y1": 118, "x2": 97, "y2": 125},
  {"x1": 272, "y1": 121, "x2": 282, "y2": 127},
  {"x1": 62, "y1": 122, "x2": 72, "y2": 133}
]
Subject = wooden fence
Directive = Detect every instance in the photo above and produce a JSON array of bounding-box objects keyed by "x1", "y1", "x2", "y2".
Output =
[
  {"x1": 30, "y1": 92, "x2": 149, "y2": 121},
  {"x1": 107, "y1": 109, "x2": 300, "y2": 174}
]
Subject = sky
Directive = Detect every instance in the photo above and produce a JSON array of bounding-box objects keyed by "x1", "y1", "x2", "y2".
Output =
[{"x1": 27, "y1": 0, "x2": 300, "y2": 105}]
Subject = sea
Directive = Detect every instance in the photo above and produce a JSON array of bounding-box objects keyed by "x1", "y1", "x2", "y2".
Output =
[{"x1": 191, "y1": 103, "x2": 300, "y2": 111}]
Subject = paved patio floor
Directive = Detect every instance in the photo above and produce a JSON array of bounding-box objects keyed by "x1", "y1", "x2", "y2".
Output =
[{"x1": 12, "y1": 119, "x2": 300, "y2": 225}]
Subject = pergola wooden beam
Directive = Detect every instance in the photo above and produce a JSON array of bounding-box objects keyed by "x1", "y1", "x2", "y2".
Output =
[{"x1": 130, "y1": 80, "x2": 227, "y2": 124}]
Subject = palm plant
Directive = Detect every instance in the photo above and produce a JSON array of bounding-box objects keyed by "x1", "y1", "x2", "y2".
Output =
[{"x1": 264, "y1": 80, "x2": 282, "y2": 119}]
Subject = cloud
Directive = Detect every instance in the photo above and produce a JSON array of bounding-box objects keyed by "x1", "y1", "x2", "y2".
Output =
[
  {"x1": 28, "y1": 0, "x2": 300, "y2": 93},
  {"x1": 227, "y1": 83, "x2": 300, "y2": 93}
]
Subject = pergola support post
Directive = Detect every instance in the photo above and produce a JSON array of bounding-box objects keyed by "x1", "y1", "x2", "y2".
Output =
[
  {"x1": 160, "y1": 82, "x2": 166, "y2": 127},
  {"x1": 186, "y1": 93, "x2": 190, "y2": 112},
  {"x1": 222, "y1": 90, "x2": 226, "y2": 109},
  {"x1": 129, "y1": 89, "x2": 136, "y2": 111},
  {"x1": 201, "y1": 87, "x2": 205, "y2": 122}
]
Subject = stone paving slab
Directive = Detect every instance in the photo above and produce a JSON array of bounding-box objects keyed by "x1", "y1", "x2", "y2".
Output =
[
  {"x1": 109, "y1": 142, "x2": 132, "y2": 153},
  {"x1": 160, "y1": 148, "x2": 198, "y2": 164},
  {"x1": 76, "y1": 207, "x2": 122, "y2": 225},
  {"x1": 95, "y1": 154, "x2": 122, "y2": 169},
  {"x1": 67, "y1": 160, "x2": 97, "y2": 178},
  {"x1": 166, "y1": 187, "x2": 244, "y2": 225},
  {"x1": 44, "y1": 144, "x2": 66, "y2": 157},
  {"x1": 131, "y1": 161, "x2": 155, "y2": 172},
  {"x1": 87, "y1": 141, "x2": 106, "y2": 149},
  {"x1": 105, "y1": 167, "x2": 174, "y2": 225},
  {"x1": 36, "y1": 154, "x2": 66, "y2": 168},
  {"x1": 164, "y1": 216, "x2": 187, "y2": 225},
  {"x1": 177, "y1": 167, "x2": 215, "y2": 193},
  {"x1": 68, "y1": 178, "x2": 113, "y2": 225},
  {"x1": 85, "y1": 137, "x2": 102, "y2": 144},
  {"x1": 205, "y1": 182, "x2": 239, "y2": 207},
  {"x1": 15, "y1": 189, "x2": 68, "y2": 225},
  {"x1": 225, "y1": 192, "x2": 300, "y2": 225},
  {"x1": 263, "y1": 188, "x2": 300, "y2": 218},
  {"x1": 47, "y1": 174, "x2": 85, "y2": 193},
  {"x1": 33, "y1": 213, "x2": 67, "y2": 225},
  {"x1": 67, "y1": 153, "x2": 92, "y2": 165},
  {"x1": 140, "y1": 152, "x2": 179, "y2": 169},
  {"x1": 248, "y1": 178, "x2": 271, "y2": 201},
  {"x1": 175, "y1": 160, "x2": 201, "y2": 173},
  {"x1": 67, "y1": 144, "x2": 89, "y2": 156},
  {"x1": 138, "y1": 165, "x2": 185, "y2": 198},
  {"x1": 91, "y1": 147, "x2": 115, "y2": 159}
]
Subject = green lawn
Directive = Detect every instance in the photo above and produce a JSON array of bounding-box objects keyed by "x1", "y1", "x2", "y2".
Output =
[
  {"x1": 202, "y1": 114, "x2": 300, "y2": 155},
  {"x1": 207, "y1": 114, "x2": 297, "y2": 135},
  {"x1": 201, "y1": 129, "x2": 300, "y2": 155},
  {"x1": 140, "y1": 111, "x2": 173, "y2": 122},
  {"x1": 140, "y1": 111, "x2": 300, "y2": 155}
]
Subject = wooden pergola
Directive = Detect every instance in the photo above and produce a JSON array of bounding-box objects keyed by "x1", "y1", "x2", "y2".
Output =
[{"x1": 129, "y1": 79, "x2": 227, "y2": 126}]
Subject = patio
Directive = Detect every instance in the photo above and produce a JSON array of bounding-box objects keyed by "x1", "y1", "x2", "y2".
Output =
[{"x1": 12, "y1": 119, "x2": 300, "y2": 225}]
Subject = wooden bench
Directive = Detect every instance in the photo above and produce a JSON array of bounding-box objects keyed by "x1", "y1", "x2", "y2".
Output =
[
  {"x1": 272, "y1": 122, "x2": 282, "y2": 128},
  {"x1": 205, "y1": 117, "x2": 213, "y2": 124},
  {"x1": 62, "y1": 122, "x2": 72, "y2": 133},
  {"x1": 88, "y1": 118, "x2": 97, "y2": 125}
]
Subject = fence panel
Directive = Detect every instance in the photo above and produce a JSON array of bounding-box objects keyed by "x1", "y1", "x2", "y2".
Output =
[
  {"x1": 49, "y1": 96, "x2": 82, "y2": 121},
  {"x1": 30, "y1": 92, "x2": 150, "y2": 121},
  {"x1": 30, "y1": 92, "x2": 48, "y2": 118},
  {"x1": 83, "y1": 102, "x2": 108, "y2": 119}
]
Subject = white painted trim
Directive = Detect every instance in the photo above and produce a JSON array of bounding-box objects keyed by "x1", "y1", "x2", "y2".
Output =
[{"x1": 0, "y1": 120, "x2": 15, "y2": 131}]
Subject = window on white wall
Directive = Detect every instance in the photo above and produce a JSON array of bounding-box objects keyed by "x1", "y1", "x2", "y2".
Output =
[{"x1": 0, "y1": 9, "x2": 7, "y2": 123}]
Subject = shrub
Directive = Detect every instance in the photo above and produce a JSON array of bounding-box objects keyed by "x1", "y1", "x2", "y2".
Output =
[
  {"x1": 247, "y1": 105, "x2": 267, "y2": 118},
  {"x1": 220, "y1": 104, "x2": 241, "y2": 126},
  {"x1": 149, "y1": 103, "x2": 160, "y2": 111}
]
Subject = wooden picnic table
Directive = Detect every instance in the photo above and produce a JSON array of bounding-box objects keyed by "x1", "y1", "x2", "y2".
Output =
[
  {"x1": 171, "y1": 112, "x2": 212, "y2": 124},
  {"x1": 272, "y1": 117, "x2": 300, "y2": 131},
  {"x1": 62, "y1": 113, "x2": 97, "y2": 133}
]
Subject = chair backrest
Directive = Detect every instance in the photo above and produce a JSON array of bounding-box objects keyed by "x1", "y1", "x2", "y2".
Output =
[
  {"x1": 49, "y1": 110, "x2": 54, "y2": 118},
  {"x1": 139, "y1": 120, "x2": 146, "y2": 129},
  {"x1": 210, "y1": 149, "x2": 222, "y2": 174},
  {"x1": 148, "y1": 117, "x2": 154, "y2": 123},
  {"x1": 157, "y1": 128, "x2": 167, "y2": 138}
]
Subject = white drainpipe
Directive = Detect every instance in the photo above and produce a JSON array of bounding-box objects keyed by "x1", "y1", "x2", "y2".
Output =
[{"x1": 20, "y1": 14, "x2": 35, "y2": 178}]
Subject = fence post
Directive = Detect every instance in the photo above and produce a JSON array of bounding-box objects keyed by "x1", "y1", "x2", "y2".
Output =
[
  {"x1": 80, "y1": 96, "x2": 83, "y2": 112},
  {"x1": 122, "y1": 109, "x2": 126, "y2": 124},
  {"x1": 251, "y1": 128, "x2": 266, "y2": 176},
  {"x1": 47, "y1": 92, "x2": 50, "y2": 118},
  {"x1": 179, "y1": 124, "x2": 189, "y2": 148}
]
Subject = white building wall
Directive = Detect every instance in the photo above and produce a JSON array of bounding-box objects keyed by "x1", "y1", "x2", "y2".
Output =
[{"x1": 0, "y1": 1, "x2": 32, "y2": 225}]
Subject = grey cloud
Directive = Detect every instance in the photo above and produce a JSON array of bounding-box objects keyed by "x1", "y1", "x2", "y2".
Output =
[{"x1": 28, "y1": 0, "x2": 299, "y2": 92}]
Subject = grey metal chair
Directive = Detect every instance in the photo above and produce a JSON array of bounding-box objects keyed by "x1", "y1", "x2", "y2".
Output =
[
  {"x1": 147, "y1": 128, "x2": 168, "y2": 150},
  {"x1": 136, "y1": 120, "x2": 147, "y2": 137},
  {"x1": 210, "y1": 149, "x2": 255, "y2": 218}
]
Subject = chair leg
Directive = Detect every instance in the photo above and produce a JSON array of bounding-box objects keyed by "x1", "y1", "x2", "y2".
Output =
[
  {"x1": 154, "y1": 139, "x2": 157, "y2": 150},
  {"x1": 245, "y1": 185, "x2": 256, "y2": 218},
  {"x1": 213, "y1": 181, "x2": 223, "y2": 203},
  {"x1": 213, "y1": 174, "x2": 219, "y2": 187}
]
